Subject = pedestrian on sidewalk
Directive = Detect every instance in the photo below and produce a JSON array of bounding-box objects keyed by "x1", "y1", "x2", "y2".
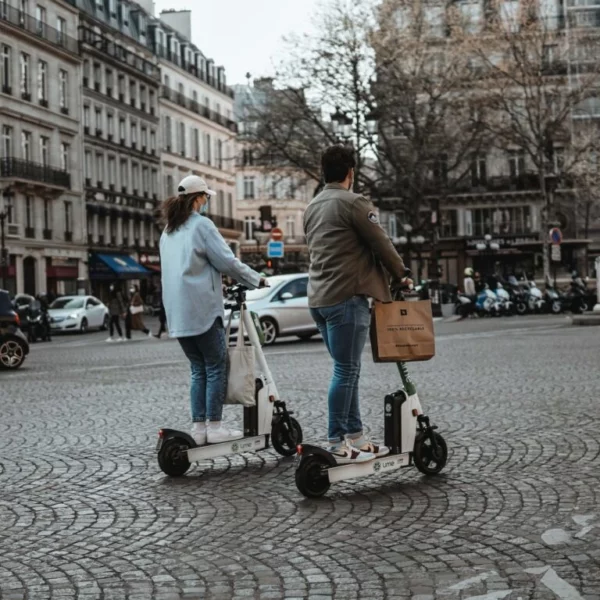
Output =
[
  {"x1": 154, "y1": 295, "x2": 167, "y2": 339},
  {"x1": 126, "y1": 285, "x2": 153, "y2": 340},
  {"x1": 160, "y1": 175, "x2": 267, "y2": 445},
  {"x1": 106, "y1": 284, "x2": 125, "y2": 342}
]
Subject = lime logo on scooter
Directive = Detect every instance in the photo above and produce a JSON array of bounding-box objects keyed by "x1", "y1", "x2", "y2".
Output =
[
  {"x1": 373, "y1": 462, "x2": 381, "y2": 472},
  {"x1": 400, "y1": 309, "x2": 408, "y2": 316},
  {"x1": 385, "y1": 403, "x2": 392, "y2": 414},
  {"x1": 231, "y1": 442, "x2": 239, "y2": 453}
]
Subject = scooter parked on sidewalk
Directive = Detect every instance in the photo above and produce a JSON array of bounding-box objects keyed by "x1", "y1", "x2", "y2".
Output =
[
  {"x1": 294, "y1": 281, "x2": 448, "y2": 498},
  {"x1": 156, "y1": 284, "x2": 303, "y2": 476}
]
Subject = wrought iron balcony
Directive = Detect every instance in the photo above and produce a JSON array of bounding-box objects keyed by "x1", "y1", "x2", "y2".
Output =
[
  {"x1": 0, "y1": 157, "x2": 71, "y2": 188},
  {"x1": 161, "y1": 86, "x2": 237, "y2": 133},
  {"x1": 0, "y1": 4, "x2": 79, "y2": 54}
]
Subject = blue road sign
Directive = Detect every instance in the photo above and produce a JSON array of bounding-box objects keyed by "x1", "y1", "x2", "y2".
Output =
[{"x1": 267, "y1": 241, "x2": 285, "y2": 258}]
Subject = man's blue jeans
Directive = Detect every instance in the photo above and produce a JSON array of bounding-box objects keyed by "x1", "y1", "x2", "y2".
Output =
[
  {"x1": 177, "y1": 318, "x2": 227, "y2": 422},
  {"x1": 310, "y1": 296, "x2": 370, "y2": 443}
]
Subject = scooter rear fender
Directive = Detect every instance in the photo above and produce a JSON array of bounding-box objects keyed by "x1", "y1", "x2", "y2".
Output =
[
  {"x1": 297, "y1": 444, "x2": 338, "y2": 467},
  {"x1": 158, "y1": 428, "x2": 197, "y2": 447}
]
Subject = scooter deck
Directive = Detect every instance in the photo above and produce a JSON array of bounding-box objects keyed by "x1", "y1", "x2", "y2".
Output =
[
  {"x1": 187, "y1": 435, "x2": 267, "y2": 462},
  {"x1": 327, "y1": 452, "x2": 411, "y2": 483}
]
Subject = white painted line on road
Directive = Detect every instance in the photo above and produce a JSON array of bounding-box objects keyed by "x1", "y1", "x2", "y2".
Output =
[
  {"x1": 526, "y1": 566, "x2": 585, "y2": 600},
  {"x1": 464, "y1": 592, "x2": 511, "y2": 600},
  {"x1": 447, "y1": 571, "x2": 498, "y2": 591}
]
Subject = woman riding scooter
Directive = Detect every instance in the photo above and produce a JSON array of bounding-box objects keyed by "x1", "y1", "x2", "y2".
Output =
[{"x1": 160, "y1": 175, "x2": 267, "y2": 445}]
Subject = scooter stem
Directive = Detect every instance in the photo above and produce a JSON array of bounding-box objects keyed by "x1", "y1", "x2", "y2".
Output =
[{"x1": 396, "y1": 362, "x2": 417, "y2": 396}]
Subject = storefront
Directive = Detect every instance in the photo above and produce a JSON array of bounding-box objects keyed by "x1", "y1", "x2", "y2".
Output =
[
  {"x1": 46, "y1": 257, "x2": 79, "y2": 296},
  {"x1": 88, "y1": 252, "x2": 150, "y2": 303},
  {"x1": 139, "y1": 253, "x2": 161, "y2": 307}
]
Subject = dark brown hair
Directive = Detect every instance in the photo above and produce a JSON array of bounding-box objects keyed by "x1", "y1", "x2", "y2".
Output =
[
  {"x1": 321, "y1": 145, "x2": 356, "y2": 183},
  {"x1": 161, "y1": 193, "x2": 202, "y2": 234}
]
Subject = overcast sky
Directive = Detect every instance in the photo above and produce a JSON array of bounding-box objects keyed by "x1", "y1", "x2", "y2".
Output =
[{"x1": 153, "y1": 0, "x2": 319, "y2": 86}]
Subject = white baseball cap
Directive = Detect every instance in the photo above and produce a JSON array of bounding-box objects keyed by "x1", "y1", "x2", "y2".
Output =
[{"x1": 177, "y1": 175, "x2": 216, "y2": 197}]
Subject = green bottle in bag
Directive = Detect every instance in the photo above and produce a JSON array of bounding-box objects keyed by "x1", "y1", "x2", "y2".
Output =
[{"x1": 250, "y1": 311, "x2": 265, "y2": 346}]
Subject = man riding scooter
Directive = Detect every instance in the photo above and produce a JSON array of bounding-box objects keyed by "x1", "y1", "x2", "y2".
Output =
[{"x1": 303, "y1": 145, "x2": 408, "y2": 464}]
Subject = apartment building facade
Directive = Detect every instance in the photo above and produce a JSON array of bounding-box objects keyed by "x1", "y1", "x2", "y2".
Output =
[
  {"x1": 0, "y1": 0, "x2": 85, "y2": 297},
  {"x1": 151, "y1": 9, "x2": 243, "y2": 247}
]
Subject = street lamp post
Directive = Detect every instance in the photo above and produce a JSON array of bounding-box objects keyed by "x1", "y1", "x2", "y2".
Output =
[
  {"x1": 476, "y1": 234, "x2": 500, "y2": 277},
  {"x1": 543, "y1": 172, "x2": 560, "y2": 284},
  {"x1": 395, "y1": 223, "x2": 426, "y2": 281}
]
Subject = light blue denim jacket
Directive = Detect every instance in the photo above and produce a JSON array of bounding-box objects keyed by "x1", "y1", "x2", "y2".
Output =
[{"x1": 160, "y1": 212, "x2": 261, "y2": 338}]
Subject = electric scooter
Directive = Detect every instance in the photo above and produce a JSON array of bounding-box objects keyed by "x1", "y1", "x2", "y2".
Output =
[
  {"x1": 156, "y1": 284, "x2": 303, "y2": 477},
  {"x1": 295, "y1": 284, "x2": 448, "y2": 498}
]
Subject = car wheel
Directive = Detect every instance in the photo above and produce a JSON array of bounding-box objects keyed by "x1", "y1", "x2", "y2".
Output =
[
  {"x1": 101, "y1": 314, "x2": 109, "y2": 331},
  {"x1": 80, "y1": 318, "x2": 88, "y2": 334},
  {"x1": 0, "y1": 338, "x2": 27, "y2": 369},
  {"x1": 260, "y1": 317, "x2": 278, "y2": 345}
]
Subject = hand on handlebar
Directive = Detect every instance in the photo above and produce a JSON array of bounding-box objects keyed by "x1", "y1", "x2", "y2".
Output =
[{"x1": 259, "y1": 277, "x2": 270, "y2": 288}]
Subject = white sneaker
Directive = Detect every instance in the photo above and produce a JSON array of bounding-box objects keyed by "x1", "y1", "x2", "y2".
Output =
[
  {"x1": 191, "y1": 423, "x2": 207, "y2": 446},
  {"x1": 105, "y1": 337, "x2": 113, "y2": 343},
  {"x1": 350, "y1": 439, "x2": 390, "y2": 458},
  {"x1": 116, "y1": 337, "x2": 124, "y2": 342},
  {"x1": 207, "y1": 425, "x2": 243, "y2": 444},
  {"x1": 147, "y1": 332, "x2": 154, "y2": 340},
  {"x1": 328, "y1": 440, "x2": 375, "y2": 464}
]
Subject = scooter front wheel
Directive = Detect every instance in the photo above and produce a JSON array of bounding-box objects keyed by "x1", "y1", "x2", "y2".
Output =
[
  {"x1": 295, "y1": 454, "x2": 331, "y2": 498},
  {"x1": 413, "y1": 432, "x2": 448, "y2": 476},
  {"x1": 271, "y1": 416, "x2": 303, "y2": 457},
  {"x1": 158, "y1": 438, "x2": 192, "y2": 477}
]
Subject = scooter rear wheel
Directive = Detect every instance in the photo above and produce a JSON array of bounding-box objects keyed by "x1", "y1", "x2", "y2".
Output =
[
  {"x1": 271, "y1": 417, "x2": 303, "y2": 457},
  {"x1": 158, "y1": 438, "x2": 191, "y2": 477},
  {"x1": 296, "y1": 454, "x2": 331, "y2": 498},
  {"x1": 413, "y1": 432, "x2": 448, "y2": 475}
]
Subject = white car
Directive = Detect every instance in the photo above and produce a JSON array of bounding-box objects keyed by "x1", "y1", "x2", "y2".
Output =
[
  {"x1": 225, "y1": 273, "x2": 319, "y2": 345},
  {"x1": 49, "y1": 295, "x2": 109, "y2": 333}
]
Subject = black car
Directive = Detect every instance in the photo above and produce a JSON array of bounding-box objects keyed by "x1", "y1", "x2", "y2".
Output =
[{"x1": 0, "y1": 289, "x2": 30, "y2": 369}]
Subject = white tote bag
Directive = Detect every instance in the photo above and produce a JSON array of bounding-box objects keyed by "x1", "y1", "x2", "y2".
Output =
[{"x1": 225, "y1": 306, "x2": 256, "y2": 407}]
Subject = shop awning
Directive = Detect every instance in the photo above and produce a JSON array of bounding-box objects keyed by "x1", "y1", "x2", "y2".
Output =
[{"x1": 89, "y1": 253, "x2": 150, "y2": 280}]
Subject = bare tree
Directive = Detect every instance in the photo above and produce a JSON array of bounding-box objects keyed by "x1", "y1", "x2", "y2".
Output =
[
  {"x1": 243, "y1": 0, "x2": 487, "y2": 259},
  {"x1": 468, "y1": 0, "x2": 600, "y2": 280}
]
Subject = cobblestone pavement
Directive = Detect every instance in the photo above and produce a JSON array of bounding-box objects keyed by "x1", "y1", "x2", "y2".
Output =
[{"x1": 1, "y1": 316, "x2": 599, "y2": 600}]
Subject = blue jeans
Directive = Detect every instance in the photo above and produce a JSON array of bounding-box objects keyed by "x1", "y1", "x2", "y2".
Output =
[
  {"x1": 177, "y1": 318, "x2": 227, "y2": 422},
  {"x1": 310, "y1": 296, "x2": 370, "y2": 443}
]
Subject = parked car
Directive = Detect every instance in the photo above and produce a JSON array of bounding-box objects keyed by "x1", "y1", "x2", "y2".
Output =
[
  {"x1": 0, "y1": 289, "x2": 29, "y2": 369},
  {"x1": 48, "y1": 295, "x2": 109, "y2": 333},
  {"x1": 225, "y1": 274, "x2": 318, "y2": 345}
]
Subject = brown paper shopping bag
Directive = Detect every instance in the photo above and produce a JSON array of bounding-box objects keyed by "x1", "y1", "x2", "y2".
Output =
[{"x1": 370, "y1": 300, "x2": 435, "y2": 362}]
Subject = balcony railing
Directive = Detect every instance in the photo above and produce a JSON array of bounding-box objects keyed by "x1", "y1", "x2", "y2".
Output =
[
  {"x1": 161, "y1": 86, "x2": 237, "y2": 133},
  {"x1": 0, "y1": 4, "x2": 79, "y2": 54},
  {"x1": 0, "y1": 157, "x2": 71, "y2": 188},
  {"x1": 80, "y1": 26, "x2": 160, "y2": 80},
  {"x1": 209, "y1": 214, "x2": 244, "y2": 232}
]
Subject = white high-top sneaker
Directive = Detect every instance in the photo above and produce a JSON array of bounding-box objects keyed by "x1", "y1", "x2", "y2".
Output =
[
  {"x1": 191, "y1": 422, "x2": 207, "y2": 446},
  {"x1": 207, "y1": 422, "x2": 243, "y2": 444}
]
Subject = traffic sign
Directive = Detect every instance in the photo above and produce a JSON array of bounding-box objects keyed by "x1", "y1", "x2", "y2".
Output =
[
  {"x1": 270, "y1": 227, "x2": 284, "y2": 241},
  {"x1": 549, "y1": 227, "x2": 563, "y2": 245},
  {"x1": 267, "y1": 241, "x2": 284, "y2": 258},
  {"x1": 551, "y1": 244, "x2": 562, "y2": 262}
]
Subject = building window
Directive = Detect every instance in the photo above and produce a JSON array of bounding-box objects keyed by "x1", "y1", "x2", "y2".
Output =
[
  {"x1": 151, "y1": 169, "x2": 158, "y2": 196},
  {"x1": 1, "y1": 45, "x2": 11, "y2": 92},
  {"x1": 204, "y1": 133, "x2": 211, "y2": 165},
  {"x1": 193, "y1": 128, "x2": 200, "y2": 160},
  {"x1": 142, "y1": 166, "x2": 148, "y2": 193},
  {"x1": 243, "y1": 176, "x2": 255, "y2": 199},
  {"x1": 150, "y1": 130, "x2": 156, "y2": 153},
  {"x1": 141, "y1": 127, "x2": 147, "y2": 149},
  {"x1": 95, "y1": 107, "x2": 102, "y2": 132},
  {"x1": 118, "y1": 74, "x2": 125, "y2": 98},
  {"x1": 107, "y1": 113, "x2": 114, "y2": 138},
  {"x1": 471, "y1": 154, "x2": 487, "y2": 186},
  {"x1": 56, "y1": 17, "x2": 66, "y2": 44},
  {"x1": 129, "y1": 78, "x2": 136, "y2": 106},
  {"x1": 132, "y1": 162, "x2": 139, "y2": 192},
  {"x1": 44, "y1": 199, "x2": 51, "y2": 231},
  {"x1": 26, "y1": 196, "x2": 34, "y2": 231},
  {"x1": 93, "y1": 62, "x2": 101, "y2": 90},
  {"x1": 108, "y1": 156, "x2": 116, "y2": 185},
  {"x1": 20, "y1": 53, "x2": 30, "y2": 98},
  {"x1": 286, "y1": 216, "x2": 296, "y2": 239},
  {"x1": 60, "y1": 142, "x2": 69, "y2": 171},
  {"x1": 120, "y1": 159, "x2": 128, "y2": 189},
  {"x1": 242, "y1": 148, "x2": 254, "y2": 166},
  {"x1": 227, "y1": 193, "x2": 233, "y2": 218},
  {"x1": 1, "y1": 125, "x2": 12, "y2": 158},
  {"x1": 96, "y1": 153, "x2": 104, "y2": 184},
  {"x1": 217, "y1": 190, "x2": 224, "y2": 215},
  {"x1": 21, "y1": 131, "x2": 31, "y2": 160},
  {"x1": 178, "y1": 122, "x2": 185, "y2": 155},
  {"x1": 163, "y1": 116, "x2": 172, "y2": 150},
  {"x1": 140, "y1": 85, "x2": 146, "y2": 109},
  {"x1": 217, "y1": 140, "x2": 223, "y2": 169},
  {"x1": 439, "y1": 210, "x2": 458, "y2": 238},
  {"x1": 84, "y1": 151, "x2": 92, "y2": 180},
  {"x1": 105, "y1": 68, "x2": 113, "y2": 94},
  {"x1": 244, "y1": 216, "x2": 255, "y2": 240},
  {"x1": 472, "y1": 206, "x2": 532, "y2": 237},
  {"x1": 149, "y1": 89, "x2": 155, "y2": 113},
  {"x1": 59, "y1": 70, "x2": 68, "y2": 109},
  {"x1": 36, "y1": 5, "x2": 46, "y2": 34},
  {"x1": 131, "y1": 122, "x2": 137, "y2": 146},
  {"x1": 64, "y1": 201, "x2": 72, "y2": 233},
  {"x1": 119, "y1": 118, "x2": 126, "y2": 143},
  {"x1": 84, "y1": 105, "x2": 90, "y2": 128},
  {"x1": 4, "y1": 195, "x2": 14, "y2": 223},
  {"x1": 508, "y1": 150, "x2": 526, "y2": 178},
  {"x1": 166, "y1": 174, "x2": 174, "y2": 197}
]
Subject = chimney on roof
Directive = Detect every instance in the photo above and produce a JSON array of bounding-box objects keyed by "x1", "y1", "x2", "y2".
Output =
[{"x1": 159, "y1": 9, "x2": 192, "y2": 42}]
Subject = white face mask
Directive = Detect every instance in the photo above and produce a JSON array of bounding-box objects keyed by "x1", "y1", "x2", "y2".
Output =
[{"x1": 130, "y1": 288, "x2": 135, "y2": 294}]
